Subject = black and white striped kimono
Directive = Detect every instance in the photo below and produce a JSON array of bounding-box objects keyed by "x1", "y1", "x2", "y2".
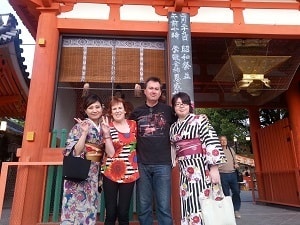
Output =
[{"x1": 170, "y1": 113, "x2": 226, "y2": 225}]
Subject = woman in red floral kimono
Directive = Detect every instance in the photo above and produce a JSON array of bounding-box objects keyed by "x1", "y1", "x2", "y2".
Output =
[
  {"x1": 169, "y1": 92, "x2": 227, "y2": 225},
  {"x1": 101, "y1": 96, "x2": 139, "y2": 225}
]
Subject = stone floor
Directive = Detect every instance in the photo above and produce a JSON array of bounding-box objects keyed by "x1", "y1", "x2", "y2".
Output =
[
  {"x1": 235, "y1": 191, "x2": 300, "y2": 225},
  {"x1": 1, "y1": 191, "x2": 300, "y2": 225}
]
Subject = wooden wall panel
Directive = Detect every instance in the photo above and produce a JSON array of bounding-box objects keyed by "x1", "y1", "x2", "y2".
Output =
[{"x1": 256, "y1": 118, "x2": 300, "y2": 206}]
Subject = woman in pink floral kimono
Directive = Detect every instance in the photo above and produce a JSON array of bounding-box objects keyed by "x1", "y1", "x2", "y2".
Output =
[
  {"x1": 169, "y1": 92, "x2": 227, "y2": 225},
  {"x1": 60, "y1": 93, "x2": 114, "y2": 225}
]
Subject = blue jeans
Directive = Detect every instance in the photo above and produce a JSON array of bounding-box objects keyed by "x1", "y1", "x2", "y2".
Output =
[
  {"x1": 137, "y1": 163, "x2": 173, "y2": 225},
  {"x1": 220, "y1": 172, "x2": 241, "y2": 211}
]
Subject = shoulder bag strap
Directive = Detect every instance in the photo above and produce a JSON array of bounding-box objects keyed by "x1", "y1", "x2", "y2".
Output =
[{"x1": 228, "y1": 147, "x2": 236, "y2": 169}]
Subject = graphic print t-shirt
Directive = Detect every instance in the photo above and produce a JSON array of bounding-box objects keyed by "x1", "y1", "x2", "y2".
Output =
[{"x1": 130, "y1": 102, "x2": 176, "y2": 164}]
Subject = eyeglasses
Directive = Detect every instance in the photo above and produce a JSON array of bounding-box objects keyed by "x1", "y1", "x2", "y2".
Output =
[{"x1": 174, "y1": 103, "x2": 189, "y2": 108}]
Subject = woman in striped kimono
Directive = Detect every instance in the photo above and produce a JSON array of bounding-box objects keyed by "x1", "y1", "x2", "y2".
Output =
[{"x1": 169, "y1": 92, "x2": 227, "y2": 225}]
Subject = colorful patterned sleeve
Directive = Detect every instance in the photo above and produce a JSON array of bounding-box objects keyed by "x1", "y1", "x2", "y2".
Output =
[{"x1": 62, "y1": 123, "x2": 84, "y2": 157}]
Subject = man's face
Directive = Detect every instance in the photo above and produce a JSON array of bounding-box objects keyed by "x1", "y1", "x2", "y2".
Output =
[
  {"x1": 219, "y1": 136, "x2": 228, "y2": 147},
  {"x1": 144, "y1": 80, "x2": 162, "y2": 102}
]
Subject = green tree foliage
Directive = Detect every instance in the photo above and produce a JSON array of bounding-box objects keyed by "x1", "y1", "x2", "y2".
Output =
[
  {"x1": 194, "y1": 108, "x2": 287, "y2": 155},
  {"x1": 194, "y1": 108, "x2": 249, "y2": 146},
  {"x1": 259, "y1": 109, "x2": 288, "y2": 127}
]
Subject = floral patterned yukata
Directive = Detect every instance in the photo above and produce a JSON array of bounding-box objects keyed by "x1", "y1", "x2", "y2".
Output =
[
  {"x1": 169, "y1": 114, "x2": 226, "y2": 225},
  {"x1": 60, "y1": 119, "x2": 104, "y2": 225}
]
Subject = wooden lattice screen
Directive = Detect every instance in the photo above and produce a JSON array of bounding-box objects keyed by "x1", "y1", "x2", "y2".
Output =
[
  {"x1": 58, "y1": 47, "x2": 83, "y2": 82},
  {"x1": 85, "y1": 47, "x2": 112, "y2": 83},
  {"x1": 115, "y1": 48, "x2": 140, "y2": 83},
  {"x1": 58, "y1": 38, "x2": 166, "y2": 84}
]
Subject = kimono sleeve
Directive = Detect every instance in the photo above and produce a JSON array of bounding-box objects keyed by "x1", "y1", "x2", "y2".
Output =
[
  {"x1": 197, "y1": 114, "x2": 227, "y2": 165},
  {"x1": 62, "y1": 123, "x2": 82, "y2": 156}
]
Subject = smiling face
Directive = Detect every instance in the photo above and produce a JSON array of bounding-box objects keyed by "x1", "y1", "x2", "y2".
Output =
[
  {"x1": 111, "y1": 101, "x2": 126, "y2": 122},
  {"x1": 174, "y1": 98, "x2": 190, "y2": 120},
  {"x1": 84, "y1": 101, "x2": 103, "y2": 123}
]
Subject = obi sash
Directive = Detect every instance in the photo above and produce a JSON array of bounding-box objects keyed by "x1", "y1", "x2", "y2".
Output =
[
  {"x1": 175, "y1": 138, "x2": 203, "y2": 157},
  {"x1": 85, "y1": 143, "x2": 104, "y2": 162}
]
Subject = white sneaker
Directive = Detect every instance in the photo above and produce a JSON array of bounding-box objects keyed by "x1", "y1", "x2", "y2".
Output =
[{"x1": 235, "y1": 211, "x2": 241, "y2": 219}]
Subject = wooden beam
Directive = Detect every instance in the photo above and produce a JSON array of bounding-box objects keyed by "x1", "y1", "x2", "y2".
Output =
[
  {"x1": 0, "y1": 95, "x2": 20, "y2": 105},
  {"x1": 57, "y1": 19, "x2": 168, "y2": 36},
  {"x1": 57, "y1": 18, "x2": 300, "y2": 38}
]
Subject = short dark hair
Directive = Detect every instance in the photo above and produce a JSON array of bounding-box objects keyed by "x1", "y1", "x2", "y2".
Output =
[
  {"x1": 171, "y1": 92, "x2": 193, "y2": 113},
  {"x1": 82, "y1": 93, "x2": 103, "y2": 110},
  {"x1": 144, "y1": 76, "x2": 162, "y2": 90}
]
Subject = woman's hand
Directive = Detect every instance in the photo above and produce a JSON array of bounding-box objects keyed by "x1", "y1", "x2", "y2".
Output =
[
  {"x1": 101, "y1": 116, "x2": 115, "y2": 157},
  {"x1": 101, "y1": 116, "x2": 110, "y2": 136},
  {"x1": 209, "y1": 165, "x2": 221, "y2": 184},
  {"x1": 74, "y1": 118, "x2": 89, "y2": 134},
  {"x1": 73, "y1": 118, "x2": 89, "y2": 156}
]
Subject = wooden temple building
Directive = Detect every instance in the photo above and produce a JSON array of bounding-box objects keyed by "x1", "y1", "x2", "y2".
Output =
[
  {"x1": 0, "y1": 1, "x2": 300, "y2": 224},
  {"x1": 0, "y1": 12, "x2": 29, "y2": 178}
]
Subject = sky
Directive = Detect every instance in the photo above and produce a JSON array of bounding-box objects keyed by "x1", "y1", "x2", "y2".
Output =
[{"x1": 1, "y1": 0, "x2": 35, "y2": 78}]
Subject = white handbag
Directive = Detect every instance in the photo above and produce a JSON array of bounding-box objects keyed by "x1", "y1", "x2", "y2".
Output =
[{"x1": 200, "y1": 184, "x2": 237, "y2": 225}]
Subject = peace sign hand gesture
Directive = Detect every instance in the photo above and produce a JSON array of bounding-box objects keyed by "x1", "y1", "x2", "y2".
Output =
[
  {"x1": 74, "y1": 118, "x2": 89, "y2": 134},
  {"x1": 101, "y1": 116, "x2": 110, "y2": 137}
]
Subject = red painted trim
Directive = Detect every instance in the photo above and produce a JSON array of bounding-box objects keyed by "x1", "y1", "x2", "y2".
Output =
[
  {"x1": 175, "y1": 0, "x2": 185, "y2": 12},
  {"x1": 57, "y1": 18, "x2": 300, "y2": 38},
  {"x1": 57, "y1": 19, "x2": 169, "y2": 36},
  {"x1": 12, "y1": 1, "x2": 300, "y2": 38}
]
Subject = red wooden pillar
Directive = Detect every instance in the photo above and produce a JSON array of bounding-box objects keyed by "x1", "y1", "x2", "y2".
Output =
[
  {"x1": 171, "y1": 166, "x2": 181, "y2": 225},
  {"x1": 10, "y1": 8, "x2": 59, "y2": 225},
  {"x1": 247, "y1": 106, "x2": 264, "y2": 198},
  {"x1": 285, "y1": 71, "x2": 300, "y2": 189}
]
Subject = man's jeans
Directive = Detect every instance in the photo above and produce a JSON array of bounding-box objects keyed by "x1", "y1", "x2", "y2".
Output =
[
  {"x1": 220, "y1": 172, "x2": 241, "y2": 211},
  {"x1": 137, "y1": 163, "x2": 173, "y2": 225}
]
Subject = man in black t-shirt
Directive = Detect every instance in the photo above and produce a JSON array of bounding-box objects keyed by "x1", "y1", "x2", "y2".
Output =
[{"x1": 130, "y1": 77, "x2": 176, "y2": 225}]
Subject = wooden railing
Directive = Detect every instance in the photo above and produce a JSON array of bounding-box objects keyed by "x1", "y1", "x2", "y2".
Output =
[
  {"x1": 0, "y1": 161, "x2": 63, "y2": 220},
  {"x1": 42, "y1": 129, "x2": 138, "y2": 223},
  {"x1": 42, "y1": 129, "x2": 66, "y2": 223}
]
